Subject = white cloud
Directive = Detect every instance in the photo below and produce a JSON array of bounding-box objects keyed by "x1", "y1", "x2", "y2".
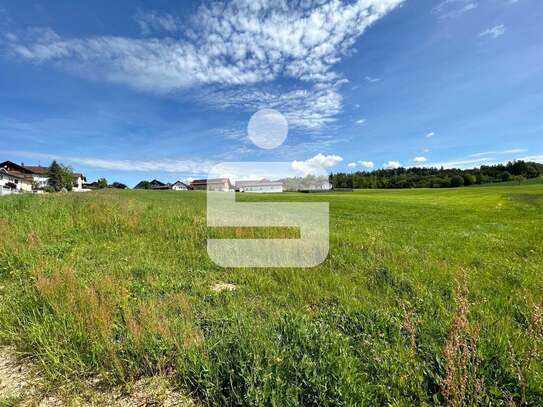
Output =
[
  {"x1": 433, "y1": 0, "x2": 478, "y2": 19},
  {"x1": 292, "y1": 153, "x2": 343, "y2": 176},
  {"x1": 347, "y1": 162, "x2": 357, "y2": 168},
  {"x1": 479, "y1": 24, "x2": 506, "y2": 39},
  {"x1": 358, "y1": 160, "x2": 374, "y2": 168},
  {"x1": 134, "y1": 9, "x2": 183, "y2": 35},
  {"x1": 6, "y1": 0, "x2": 404, "y2": 132},
  {"x1": 384, "y1": 160, "x2": 401, "y2": 169},
  {"x1": 364, "y1": 76, "x2": 381, "y2": 83},
  {"x1": 423, "y1": 148, "x2": 430, "y2": 153},
  {"x1": 413, "y1": 156, "x2": 427, "y2": 163},
  {"x1": 356, "y1": 118, "x2": 366, "y2": 124},
  {"x1": 425, "y1": 131, "x2": 435, "y2": 138}
]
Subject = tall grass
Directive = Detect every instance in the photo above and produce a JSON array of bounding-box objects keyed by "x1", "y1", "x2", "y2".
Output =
[{"x1": 0, "y1": 183, "x2": 542, "y2": 405}]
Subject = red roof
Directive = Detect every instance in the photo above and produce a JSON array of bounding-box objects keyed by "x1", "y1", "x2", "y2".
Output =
[{"x1": 23, "y1": 165, "x2": 49, "y2": 175}]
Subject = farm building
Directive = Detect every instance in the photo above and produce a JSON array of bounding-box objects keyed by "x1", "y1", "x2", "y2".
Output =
[
  {"x1": 236, "y1": 179, "x2": 283, "y2": 193},
  {"x1": 190, "y1": 178, "x2": 233, "y2": 192}
]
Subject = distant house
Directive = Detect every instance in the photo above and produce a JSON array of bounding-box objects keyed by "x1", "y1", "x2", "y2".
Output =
[
  {"x1": 83, "y1": 181, "x2": 100, "y2": 190},
  {"x1": 20, "y1": 165, "x2": 49, "y2": 190},
  {"x1": 110, "y1": 182, "x2": 128, "y2": 189},
  {"x1": 236, "y1": 179, "x2": 283, "y2": 193},
  {"x1": 172, "y1": 181, "x2": 190, "y2": 191},
  {"x1": 0, "y1": 161, "x2": 86, "y2": 191},
  {"x1": 134, "y1": 179, "x2": 172, "y2": 190},
  {"x1": 150, "y1": 179, "x2": 173, "y2": 190},
  {"x1": 190, "y1": 178, "x2": 233, "y2": 192},
  {"x1": 134, "y1": 180, "x2": 150, "y2": 189}
]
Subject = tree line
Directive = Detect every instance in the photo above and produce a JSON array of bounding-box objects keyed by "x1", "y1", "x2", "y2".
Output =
[{"x1": 330, "y1": 160, "x2": 543, "y2": 189}]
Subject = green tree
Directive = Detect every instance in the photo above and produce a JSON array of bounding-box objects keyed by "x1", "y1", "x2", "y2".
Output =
[
  {"x1": 47, "y1": 161, "x2": 74, "y2": 192},
  {"x1": 60, "y1": 165, "x2": 74, "y2": 191},
  {"x1": 97, "y1": 178, "x2": 108, "y2": 189},
  {"x1": 500, "y1": 171, "x2": 512, "y2": 182},
  {"x1": 526, "y1": 164, "x2": 539, "y2": 179},
  {"x1": 450, "y1": 175, "x2": 464, "y2": 188},
  {"x1": 463, "y1": 173, "x2": 476, "y2": 186},
  {"x1": 47, "y1": 160, "x2": 64, "y2": 192},
  {"x1": 512, "y1": 175, "x2": 526, "y2": 185},
  {"x1": 139, "y1": 181, "x2": 152, "y2": 190}
]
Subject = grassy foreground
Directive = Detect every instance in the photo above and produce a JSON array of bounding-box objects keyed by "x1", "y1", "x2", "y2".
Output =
[{"x1": 0, "y1": 181, "x2": 542, "y2": 405}]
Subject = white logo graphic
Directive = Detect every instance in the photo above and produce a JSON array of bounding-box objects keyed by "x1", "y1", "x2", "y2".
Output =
[{"x1": 207, "y1": 110, "x2": 329, "y2": 268}]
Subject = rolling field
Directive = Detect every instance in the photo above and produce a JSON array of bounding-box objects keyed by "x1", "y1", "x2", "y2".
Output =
[{"x1": 0, "y1": 181, "x2": 542, "y2": 405}]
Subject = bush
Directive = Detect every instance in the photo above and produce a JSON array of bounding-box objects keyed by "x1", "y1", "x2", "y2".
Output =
[{"x1": 450, "y1": 175, "x2": 464, "y2": 188}]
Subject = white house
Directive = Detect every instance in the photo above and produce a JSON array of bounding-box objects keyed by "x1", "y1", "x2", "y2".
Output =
[
  {"x1": 172, "y1": 181, "x2": 190, "y2": 191},
  {"x1": 72, "y1": 172, "x2": 86, "y2": 191},
  {"x1": 236, "y1": 180, "x2": 284, "y2": 193},
  {"x1": 0, "y1": 167, "x2": 33, "y2": 193}
]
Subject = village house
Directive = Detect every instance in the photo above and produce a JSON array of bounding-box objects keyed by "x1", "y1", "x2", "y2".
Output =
[
  {"x1": 0, "y1": 161, "x2": 87, "y2": 192},
  {"x1": 236, "y1": 179, "x2": 284, "y2": 193},
  {"x1": 190, "y1": 178, "x2": 233, "y2": 191},
  {"x1": 172, "y1": 181, "x2": 190, "y2": 191},
  {"x1": 0, "y1": 167, "x2": 33, "y2": 194},
  {"x1": 134, "y1": 179, "x2": 171, "y2": 190}
]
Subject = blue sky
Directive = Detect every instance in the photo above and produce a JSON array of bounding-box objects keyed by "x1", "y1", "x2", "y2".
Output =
[{"x1": 1, "y1": 0, "x2": 542, "y2": 186}]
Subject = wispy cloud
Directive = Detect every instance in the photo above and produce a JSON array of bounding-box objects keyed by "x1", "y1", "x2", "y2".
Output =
[
  {"x1": 479, "y1": 24, "x2": 506, "y2": 39},
  {"x1": 468, "y1": 148, "x2": 526, "y2": 157},
  {"x1": 200, "y1": 81, "x2": 345, "y2": 130},
  {"x1": 356, "y1": 118, "x2": 366, "y2": 125},
  {"x1": 347, "y1": 162, "x2": 357, "y2": 168},
  {"x1": 4, "y1": 0, "x2": 404, "y2": 130},
  {"x1": 364, "y1": 76, "x2": 381, "y2": 83},
  {"x1": 520, "y1": 155, "x2": 543, "y2": 163},
  {"x1": 134, "y1": 9, "x2": 183, "y2": 35},
  {"x1": 433, "y1": 0, "x2": 478, "y2": 19},
  {"x1": 425, "y1": 131, "x2": 435, "y2": 138},
  {"x1": 426, "y1": 157, "x2": 492, "y2": 169},
  {"x1": 0, "y1": 7, "x2": 11, "y2": 28},
  {"x1": 71, "y1": 157, "x2": 215, "y2": 173},
  {"x1": 5, "y1": 150, "x2": 216, "y2": 174},
  {"x1": 413, "y1": 156, "x2": 427, "y2": 163}
]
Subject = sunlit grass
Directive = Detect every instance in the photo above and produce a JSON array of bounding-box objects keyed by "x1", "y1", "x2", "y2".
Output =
[{"x1": 0, "y1": 181, "x2": 542, "y2": 405}]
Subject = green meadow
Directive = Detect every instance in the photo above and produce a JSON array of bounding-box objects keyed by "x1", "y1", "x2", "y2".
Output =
[{"x1": 0, "y1": 180, "x2": 542, "y2": 405}]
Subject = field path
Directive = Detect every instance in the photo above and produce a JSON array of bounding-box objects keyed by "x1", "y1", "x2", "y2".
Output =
[
  {"x1": 0, "y1": 347, "x2": 196, "y2": 406},
  {"x1": 0, "y1": 346, "x2": 54, "y2": 405}
]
